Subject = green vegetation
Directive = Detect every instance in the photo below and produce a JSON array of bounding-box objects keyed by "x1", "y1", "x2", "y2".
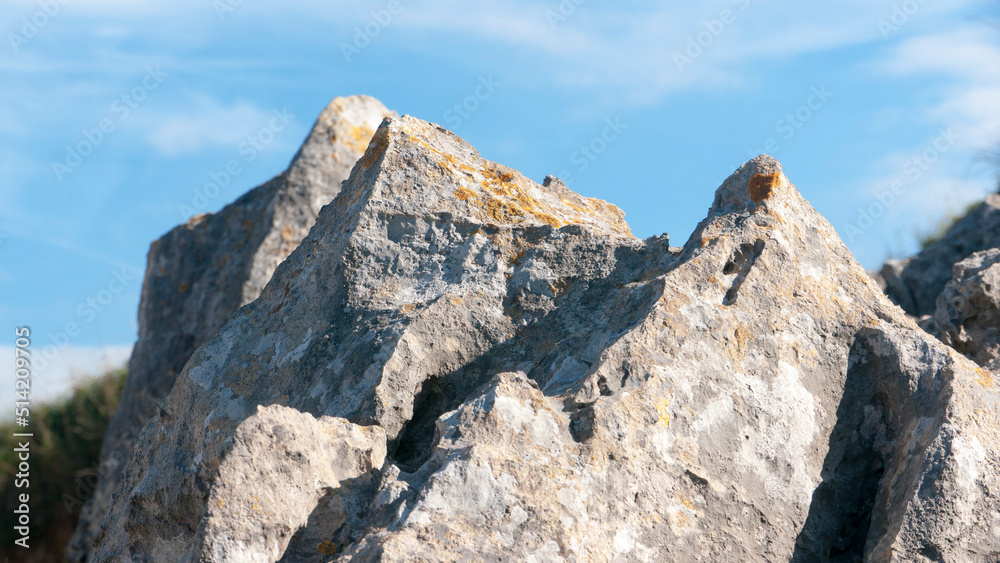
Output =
[{"x1": 1, "y1": 368, "x2": 126, "y2": 563}]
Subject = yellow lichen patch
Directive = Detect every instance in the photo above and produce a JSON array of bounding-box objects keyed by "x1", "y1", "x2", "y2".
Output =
[
  {"x1": 341, "y1": 124, "x2": 375, "y2": 154},
  {"x1": 552, "y1": 278, "x2": 571, "y2": 297},
  {"x1": 359, "y1": 126, "x2": 389, "y2": 169},
  {"x1": 749, "y1": 172, "x2": 782, "y2": 203},
  {"x1": 975, "y1": 368, "x2": 995, "y2": 388},
  {"x1": 656, "y1": 399, "x2": 672, "y2": 427},
  {"x1": 450, "y1": 297, "x2": 463, "y2": 306},
  {"x1": 317, "y1": 541, "x2": 339, "y2": 555},
  {"x1": 487, "y1": 198, "x2": 524, "y2": 222},
  {"x1": 453, "y1": 186, "x2": 479, "y2": 202},
  {"x1": 734, "y1": 325, "x2": 751, "y2": 353},
  {"x1": 217, "y1": 498, "x2": 224, "y2": 509},
  {"x1": 678, "y1": 494, "x2": 697, "y2": 512},
  {"x1": 250, "y1": 495, "x2": 261, "y2": 511},
  {"x1": 401, "y1": 303, "x2": 417, "y2": 314}
]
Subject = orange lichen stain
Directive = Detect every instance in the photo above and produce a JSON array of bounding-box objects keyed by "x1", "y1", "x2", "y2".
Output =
[
  {"x1": 679, "y1": 495, "x2": 697, "y2": 511},
  {"x1": 186, "y1": 214, "x2": 208, "y2": 228},
  {"x1": 453, "y1": 186, "x2": 479, "y2": 202},
  {"x1": 487, "y1": 198, "x2": 524, "y2": 222},
  {"x1": 749, "y1": 172, "x2": 782, "y2": 203},
  {"x1": 178, "y1": 282, "x2": 189, "y2": 293},
  {"x1": 317, "y1": 541, "x2": 339, "y2": 555},
  {"x1": 562, "y1": 197, "x2": 591, "y2": 215},
  {"x1": 401, "y1": 303, "x2": 417, "y2": 314},
  {"x1": 280, "y1": 225, "x2": 297, "y2": 242},
  {"x1": 220, "y1": 254, "x2": 229, "y2": 268},
  {"x1": 359, "y1": 126, "x2": 389, "y2": 169},
  {"x1": 656, "y1": 399, "x2": 672, "y2": 427},
  {"x1": 450, "y1": 297, "x2": 463, "y2": 306},
  {"x1": 339, "y1": 124, "x2": 375, "y2": 154},
  {"x1": 552, "y1": 278, "x2": 570, "y2": 297},
  {"x1": 975, "y1": 368, "x2": 995, "y2": 388},
  {"x1": 734, "y1": 325, "x2": 751, "y2": 354}
]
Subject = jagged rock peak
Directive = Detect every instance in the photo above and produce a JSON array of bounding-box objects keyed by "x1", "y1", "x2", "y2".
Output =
[
  {"x1": 287, "y1": 95, "x2": 396, "y2": 196},
  {"x1": 68, "y1": 95, "x2": 394, "y2": 562},
  {"x1": 90, "y1": 110, "x2": 1000, "y2": 562},
  {"x1": 352, "y1": 115, "x2": 634, "y2": 236}
]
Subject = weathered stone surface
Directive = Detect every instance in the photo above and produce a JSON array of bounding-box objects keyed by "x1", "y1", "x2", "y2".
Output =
[
  {"x1": 193, "y1": 405, "x2": 385, "y2": 562},
  {"x1": 879, "y1": 194, "x2": 1000, "y2": 317},
  {"x1": 930, "y1": 249, "x2": 1000, "y2": 371},
  {"x1": 68, "y1": 95, "x2": 394, "y2": 561},
  {"x1": 94, "y1": 113, "x2": 1000, "y2": 562}
]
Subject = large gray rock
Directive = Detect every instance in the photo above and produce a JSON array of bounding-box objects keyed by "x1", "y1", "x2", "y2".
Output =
[
  {"x1": 930, "y1": 249, "x2": 1000, "y2": 371},
  {"x1": 879, "y1": 194, "x2": 1000, "y2": 317},
  {"x1": 95, "y1": 116, "x2": 1000, "y2": 561},
  {"x1": 68, "y1": 95, "x2": 394, "y2": 561}
]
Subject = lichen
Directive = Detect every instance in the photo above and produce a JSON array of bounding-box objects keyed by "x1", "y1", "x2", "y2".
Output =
[{"x1": 749, "y1": 172, "x2": 782, "y2": 203}]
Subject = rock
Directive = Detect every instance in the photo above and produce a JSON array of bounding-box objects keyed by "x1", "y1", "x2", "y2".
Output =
[
  {"x1": 94, "y1": 113, "x2": 1000, "y2": 561},
  {"x1": 930, "y1": 249, "x2": 1000, "y2": 371},
  {"x1": 879, "y1": 194, "x2": 1000, "y2": 317},
  {"x1": 68, "y1": 95, "x2": 394, "y2": 561},
  {"x1": 193, "y1": 405, "x2": 385, "y2": 562}
]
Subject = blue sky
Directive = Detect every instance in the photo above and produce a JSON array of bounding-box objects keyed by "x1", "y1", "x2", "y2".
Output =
[{"x1": 1, "y1": 0, "x2": 999, "y2": 400}]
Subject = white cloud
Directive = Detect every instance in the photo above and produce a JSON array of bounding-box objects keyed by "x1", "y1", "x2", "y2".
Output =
[
  {"x1": 877, "y1": 26, "x2": 1000, "y2": 147},
  {"x1": 142, "y1": 95, "x2": 282, "y2": 157},
  {"x1": 1, "y1": 344, "x2": 132, "y2": 417}
]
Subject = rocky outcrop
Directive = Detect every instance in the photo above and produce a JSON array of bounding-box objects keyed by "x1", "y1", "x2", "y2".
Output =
[
  {"x1": 93, "y1": 113, "x2": 1000, "y2": 561},
  {"x1": 68, "y1": 95, "x2": 394, "y2": 561},
  {"x1": 878, "y1": 194, "x2": 1000, "y2": 317},
  {"x1": 931, "y1": 249, "x2": 1000, "y2": 371}
]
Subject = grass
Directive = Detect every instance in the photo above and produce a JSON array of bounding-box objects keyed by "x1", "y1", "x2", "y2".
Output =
[{"x1": 1, "y1": 368, "x2": 126, "y2": 563}]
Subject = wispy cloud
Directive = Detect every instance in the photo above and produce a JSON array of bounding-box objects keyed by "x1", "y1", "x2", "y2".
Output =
[
  {"x1": 143, "y1": 95, "x2": 280, "y2": 157},
  {"x1": 0, "y1": 344, "x2": 132, "y2": 415}
]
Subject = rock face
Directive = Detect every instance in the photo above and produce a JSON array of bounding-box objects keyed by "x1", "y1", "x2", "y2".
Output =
[
  {"x1": 878, "y1": 194, "x2": 1000, "y2": 317},
  {"x1": 93, "y1": 114, "x2": 1000, "y2": 562},
  {"x1": 931, "y1": 249, "x2": 1000, "y2": 372},
  {"x1": 68, "y1": 95, "x2": 394, "y2": 561}
]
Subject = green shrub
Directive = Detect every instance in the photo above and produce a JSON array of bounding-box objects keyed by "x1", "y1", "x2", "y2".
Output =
[{"x1": 1, "y1": 368, "x2": 126, "y2": 563}]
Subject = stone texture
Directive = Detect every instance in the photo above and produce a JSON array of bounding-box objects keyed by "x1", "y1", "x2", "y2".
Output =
[
  {"x1": 878, "y1": 194, "x2": 1000, "y2": 317},
  {"x1": 93, "y1": 114, "x2": 1000, "y2": 562},
  {"x1": 193, "y1": 405, "x2": 385, "y2": 562},
  {"x1": 930, "y1": 249, "x2": 1000, "y2": 371},
  {"x1": 68, "y1": 95, "x2": 394, "y2": 561}
]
